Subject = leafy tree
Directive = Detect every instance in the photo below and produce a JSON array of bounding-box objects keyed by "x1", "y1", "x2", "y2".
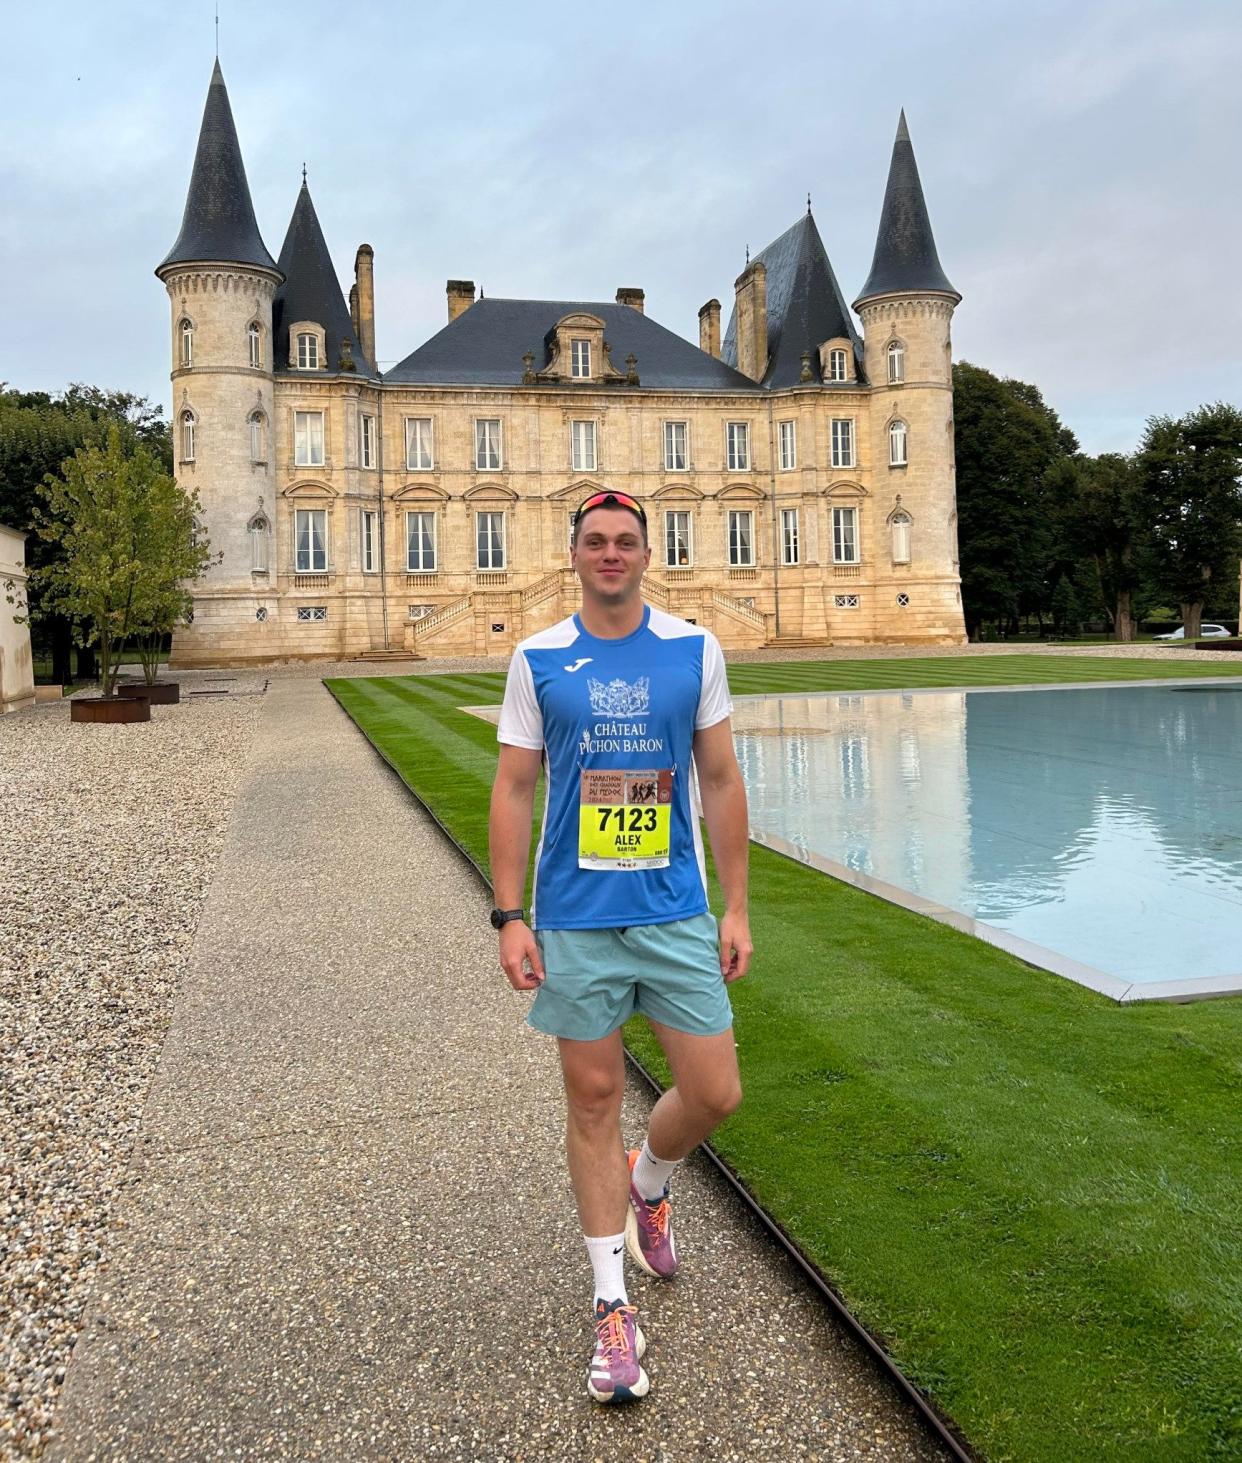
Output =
[
  {"x1": 1137, "y1": 404, "x2": 1242, "y2": 639},
  {"x1": 31, "y1": 428, "x2": 208, "y2": 698},
  {"x1": 1065, "y1": 453, "x2": 1146, "y2": 640},
  {"x1": 0, "y1": 384, "x2": 171, "y2": 680},
  {"x1": 953, "y1": 363, "x2": 1078, "y2": 638}
]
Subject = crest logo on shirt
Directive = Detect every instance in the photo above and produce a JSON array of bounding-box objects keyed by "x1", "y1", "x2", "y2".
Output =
[{"x1": 588, "y1": 676, "x2": 650, "y2": 716}]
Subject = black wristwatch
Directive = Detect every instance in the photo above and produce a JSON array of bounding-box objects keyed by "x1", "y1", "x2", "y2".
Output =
[{"x1": 490, "y1": 907, "x2": 525, "y2": 930}]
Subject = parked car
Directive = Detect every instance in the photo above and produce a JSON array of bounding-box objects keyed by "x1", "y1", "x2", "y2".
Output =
[{"x1": 1153, "y1": 624, "x2": 1231, "y2": 640}]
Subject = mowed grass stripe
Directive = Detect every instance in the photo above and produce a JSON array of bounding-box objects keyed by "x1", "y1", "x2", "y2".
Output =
[{"x1": 330, "y1": 667, "x2": 1242, "y2": 1462}]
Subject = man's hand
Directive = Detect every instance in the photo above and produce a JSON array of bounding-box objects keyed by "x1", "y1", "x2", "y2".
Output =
[
  {"x1": 499, "y1": 920, "x2": 545, "y2": 991},
  {"x1": 718, "y1": 911, "x2": 753, "y2": 984}
]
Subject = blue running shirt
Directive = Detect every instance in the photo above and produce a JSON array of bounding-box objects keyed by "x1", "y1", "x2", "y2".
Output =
[{"x1": 497, "y1": 605, "x2": 733, "y2": 931}]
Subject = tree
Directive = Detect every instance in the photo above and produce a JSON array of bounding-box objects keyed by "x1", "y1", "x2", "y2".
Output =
[
  {"x1": 0, "y1": 385, "x2": 171, "y2": 680},
  {"x1": 953, "y1": 363, "x2": 1078, "y2": 639},
  {"x1": 1137, "y1": 404, "x2": 1242, "y2": 639},
  {"x1": 1066, "y1": 453, "x2": 1146, "y2": 641},
  {"x1": 31, "y1": 428, "x2": 208, "y2": 698}
]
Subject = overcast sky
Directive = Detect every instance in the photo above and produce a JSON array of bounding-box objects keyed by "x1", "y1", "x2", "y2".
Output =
[{"x1": 2, "y1": 0, "x2": 1239, "y2": 455}]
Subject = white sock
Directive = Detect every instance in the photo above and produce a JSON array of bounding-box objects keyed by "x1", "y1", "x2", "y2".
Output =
[
  {"x1": 584, "y1": 1233, "x2": 628, "y2": 1307},
  {"x1": 632, "y1": 1139, "x2": 679, "y2": 1202}
]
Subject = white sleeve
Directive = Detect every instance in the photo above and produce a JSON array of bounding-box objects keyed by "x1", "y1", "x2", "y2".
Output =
[
  {"x1": 694, "y1": 632, "x2": 733, "y2": 730},
  {"x1": 497, "y1": 649, "x2": 544, "y2": 749}
]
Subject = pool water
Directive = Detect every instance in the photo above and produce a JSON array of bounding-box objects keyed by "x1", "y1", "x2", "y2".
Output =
[{"x1": 731, "y1": 683, "x2": 1242, "y2": 1000}]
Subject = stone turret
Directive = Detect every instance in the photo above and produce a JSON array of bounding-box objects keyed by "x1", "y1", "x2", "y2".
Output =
[
  {"x1": 156, "y1": 59, "x2": 282, "y2": 665},
  {"x1": 854, "y1": 110, "x2": 965, "y2": 644}
]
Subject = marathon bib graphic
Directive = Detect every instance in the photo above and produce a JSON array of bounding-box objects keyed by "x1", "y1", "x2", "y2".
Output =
[{"x1": 579, "y1": 769, "x2": 673, "y2": 871}]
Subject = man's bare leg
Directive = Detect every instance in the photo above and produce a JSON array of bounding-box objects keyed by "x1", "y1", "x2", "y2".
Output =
[
  {"x1": 557, "y1": 1031, "x2": 629, "y2": 1236},
  {"x1": 645, "y1": 1022, "x2": 742, "y2": 1161}
]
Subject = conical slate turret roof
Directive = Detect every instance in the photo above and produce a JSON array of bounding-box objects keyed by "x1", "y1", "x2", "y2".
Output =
[
  {"x1": 157, "y1": 60, "x2": 279, "y2": 277},
  {"x1": 854, "y1": 111, "x2": 957, "y2": 307},
  {"x1": 722, "y1": 210, "x2": 863, "y2": 389},
  {"x1": 271, "y1": 180, "x2": 374, "y2": 376}
]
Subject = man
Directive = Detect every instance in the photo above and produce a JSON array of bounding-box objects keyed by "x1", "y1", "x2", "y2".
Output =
[{"x1": 489, "y1": 489, "x2": 752, "y2": 1403}]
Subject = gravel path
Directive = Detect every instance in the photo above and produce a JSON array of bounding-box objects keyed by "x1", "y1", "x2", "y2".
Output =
[{"x1": 0, "y1": 679, "x2": 266, "y2": 1459}]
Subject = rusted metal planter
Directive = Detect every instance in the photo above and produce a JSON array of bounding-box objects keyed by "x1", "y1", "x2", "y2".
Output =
[
  {"x1": 70, "y1": 696, "x2": 151, "y2": 725},
  {"x1": 119, "y1": 681, "x2": 181, "y2": 704}
]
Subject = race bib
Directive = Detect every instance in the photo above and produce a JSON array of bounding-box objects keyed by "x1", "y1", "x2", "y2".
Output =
[{"x1": 579, "y1": 769, "x2": 674, "y2": 870}]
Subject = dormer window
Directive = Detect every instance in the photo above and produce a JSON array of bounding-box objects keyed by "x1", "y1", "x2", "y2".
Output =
[
  {"x1": 179, "y1": 319, "x2": 194, "y2": 367},
  {"x1": 571, "y1": 339, "x2": 591, "y2": 378},
  {"x1": 887, "y1": 340, "x2": 905, "y2": 384},
  {"x1": 827, "y1": 349, "x2": 847, "y2": 382},
  {"x1": 248, "y1": 322, "x2": 262, "y2": 369},
  {"x1": 297, "y1": 332, "x2": 319, "y2": 370}
]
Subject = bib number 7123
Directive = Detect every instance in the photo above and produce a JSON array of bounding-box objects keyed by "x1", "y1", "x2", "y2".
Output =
[{"x1": 579, "y1": 768, "x2": 673, "y2": 871}]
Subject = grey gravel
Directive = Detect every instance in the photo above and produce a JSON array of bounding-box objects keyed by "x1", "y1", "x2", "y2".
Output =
[
  {"x1": 39, "y1": 673, "x2": 951, "y2": 1462},
  {"x1": 0, "y1": 677, "x2": 266, "y2": 1459}
]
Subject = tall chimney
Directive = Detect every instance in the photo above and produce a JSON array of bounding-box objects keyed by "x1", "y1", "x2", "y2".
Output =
[
  {"x1": 616, "y1": 287, "x2": 644, "y2": 313},
  {"x1": 733, "y1": 262, "x2": 768, "y2": 383},
  {"x1": 354, "y1": 245, "x2": 375, "y2": 367},
  {"x1": 698, "y1": 298, "x2": 721, "y2": 359},
  {"x1": 348, "y1": 283, "x2": 360, "y2": 340},
  {"x1": 447, "y1": 279, "x2": 476, "y2": 322}
]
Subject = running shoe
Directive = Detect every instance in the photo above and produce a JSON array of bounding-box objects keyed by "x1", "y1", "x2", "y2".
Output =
[
  {"x1": 587, "y1": 1298, "x2": 649, "y2": 1403},
  {"x1": 625, "y1": 1148, "x2": 678, "y2": 1278}
]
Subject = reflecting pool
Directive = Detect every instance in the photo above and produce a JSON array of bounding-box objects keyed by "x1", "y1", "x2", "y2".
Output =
[{"x1": 732, "y1": 684, "x2": 1242, "y2": 1001}]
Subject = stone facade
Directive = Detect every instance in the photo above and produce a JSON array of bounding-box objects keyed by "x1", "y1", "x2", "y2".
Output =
[
  {"x1": 1, "y1": 525, "x2": 35, "y2": 714},
  {"x1": 161, "y1": 68, "x2": 966, "y2": 666}
]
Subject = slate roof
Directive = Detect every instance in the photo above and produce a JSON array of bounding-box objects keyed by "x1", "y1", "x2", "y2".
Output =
[
  {"x1": 722, "y1": 211, "x2": 864, "y2": 389},
  {"x1": 157, "y1": 60, "x2": 279, "y2": 277},
  {"x1": 386, "y1": 299, "x2": 758, "y2": 391},
  {"x1": 855, "y1": 111, "x2": 958, "y2": 306},
  {"x1": 272, "y1": 181, "x2": 375, "y2": 377}
]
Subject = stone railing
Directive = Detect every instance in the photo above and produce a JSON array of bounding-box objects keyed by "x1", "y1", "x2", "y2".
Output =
[
  {"x1": 832, "y1": 564, "x2": 862, "y2": 580},
  {"x1": 520, "y1": 569, "x2": 566, "y2": 610},
  {"x1": 711, "y1": 590, "x2": 765, "y2": 627},
  {"x1": 411, "y1": 595, "x2": 473, "y2": 642},
  {"x1": 406, "y1": 572, "x2": 439, "y2": 590},
  {"x1": 292, "y1": 572, "x2": 332, "y2": 590},
  {"x1": 475, "y1": 571, "x2": 509, "y2": 588},
  {"x1": 642, "y1": 579, "x2": 671, "y2": 610}
]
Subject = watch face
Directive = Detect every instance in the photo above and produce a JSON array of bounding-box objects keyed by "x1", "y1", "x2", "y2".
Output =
[{"x1": 489, "y1": 908, "x2": 503, "y2": 930}]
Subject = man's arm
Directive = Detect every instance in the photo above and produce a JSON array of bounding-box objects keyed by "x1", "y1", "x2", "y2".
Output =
[
  {"x1": 692, "y1": 717, "x2": 753, "y2": 982},
  {"x1": 489, "y1": 743, "x2": 546, "y2": 990}
]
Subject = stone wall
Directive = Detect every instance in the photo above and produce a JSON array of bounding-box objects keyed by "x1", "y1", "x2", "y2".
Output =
[{"x1": 1, "y1": 525, "x2": 35, "y2": 713}]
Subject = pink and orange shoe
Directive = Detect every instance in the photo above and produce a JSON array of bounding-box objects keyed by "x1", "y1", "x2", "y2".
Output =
[
  {"x1": 625, "y1": 1148, "x2": 678, "y2": 1279},
  {"x1": 587, "y1": 1298, "x2": 649, "y2": 1403}
]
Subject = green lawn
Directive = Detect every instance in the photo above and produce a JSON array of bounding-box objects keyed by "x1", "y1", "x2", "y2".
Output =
[{"x1": 325, "y1": 657, "x2": 1242, "y2": 1463}]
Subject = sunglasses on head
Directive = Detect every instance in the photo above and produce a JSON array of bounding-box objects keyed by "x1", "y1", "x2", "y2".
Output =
[{"x1": 573, "y1": 491, "x2": 647, "y2": 525}]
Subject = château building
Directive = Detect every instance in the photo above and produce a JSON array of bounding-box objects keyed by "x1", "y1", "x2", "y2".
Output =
[{"x1": 158, "y1": 61, "x2": 966, "y2": 664}]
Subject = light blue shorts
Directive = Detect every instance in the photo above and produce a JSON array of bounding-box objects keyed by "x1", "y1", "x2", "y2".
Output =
[{"x1": 531, "y1": 912, "x2": 733, "y2": 1042}]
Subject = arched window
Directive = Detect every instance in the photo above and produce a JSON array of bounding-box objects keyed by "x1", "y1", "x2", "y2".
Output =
[
  {"x1": 248, "y1": 322, "x2": 262, "y2": 369},
  {"x1": 180, "y1": 410, "x2": 196, "y2": 462},
  {"x1": 179, "y1": 318, "x2": 194, "y2": 367},
  {"x1": 827, "y1": 348, "x2": 847, "y2": 382},
  {"x1": 249, "y1": 411, "x2": 266, "y2": 463},
  {"x1": 248, "y1": 514, "x2": 270, "y2": 572},
  {"x1": 297, "y1": 332, "x2": 319, "y2": 370},
  {"x1": 887, "y1": 339, "x2": 904, "y2": 384},
  {"x1": 889, "y1": 418, "x2": 908, "y2": 467},
  {"x1": 891, "y1": 510, "x2": 912, "y2": 564}
]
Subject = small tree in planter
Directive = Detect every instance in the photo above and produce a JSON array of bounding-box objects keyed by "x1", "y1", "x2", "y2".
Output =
[
  {"x1": 129, "y1": 470, "x2": 215, "y2": 699},
  {"x1": 32, "y1": 428, "x2": 213, "y2": 720}
]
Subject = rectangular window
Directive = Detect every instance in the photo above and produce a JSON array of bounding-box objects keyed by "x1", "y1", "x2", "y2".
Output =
[
  {"x1": 664, "y1": 510, "x2": 693, "y2": 568},
  {"x1": 728, "y1": 509, "x2": 755, "y2": 567},
  {"x1": 571, "y1": 419, "x2": 597, "y2": 473},
  {"x1": 833, "y1": 594, "x2": 860, "y2": 609},
  {"x1": 406, "y1": 511, "x2": 437, "y2": 572},
  {"x1": 778, "y1": 420, "x2": 796, "y2": 471},
  {"x1": 726, "y1": 421, "x2": 750, "y2": 472},
  {"x1": 360, "y1": 413, "x2": 375, "y2": 469},
  {"x1": 476, "y1": 510, "x2": 506, "y2": 570},
  {"x1": 361, "y1": 509, "x2": 377, "y2": 572},
  {"x1": 475, "y1": 419, "x2": 502, "y2": 471},
  {"x1": 828, "y1": 348, "x2": 848, "y2": 382},
  {"x1": 571, "y1": 339, "x2": 591, "y2": 378},
  {"x1": 405, "y1": 417, "x2": 433, "y2": 470},
  {"x1": 781, "y1": 508, "x2": 800, "y2": 565},
  {"x1": 297, "y1": 333, "x2": 319, "y2": 370},
  {"x1": 663, "y1": 421, "x2": 688, "y2": 472},
  {"x1": 831, "y1": 418, "x2": 854, "y2": 468},
  {"x1": 832, "y1": 505, "x2": 859, "y2": 564},
  {"x1": 296, "y1": 605, "x2": 328, "y2": 622},
  {"x1": 295, "y1": 508, "x2": 327, "y2": 571},
  {"x1": 248, "y1": 325, "x2": 261, "y2": 369},
  {"x1": 294, "y1": 411, "x2": 325, "y2": 467}
]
